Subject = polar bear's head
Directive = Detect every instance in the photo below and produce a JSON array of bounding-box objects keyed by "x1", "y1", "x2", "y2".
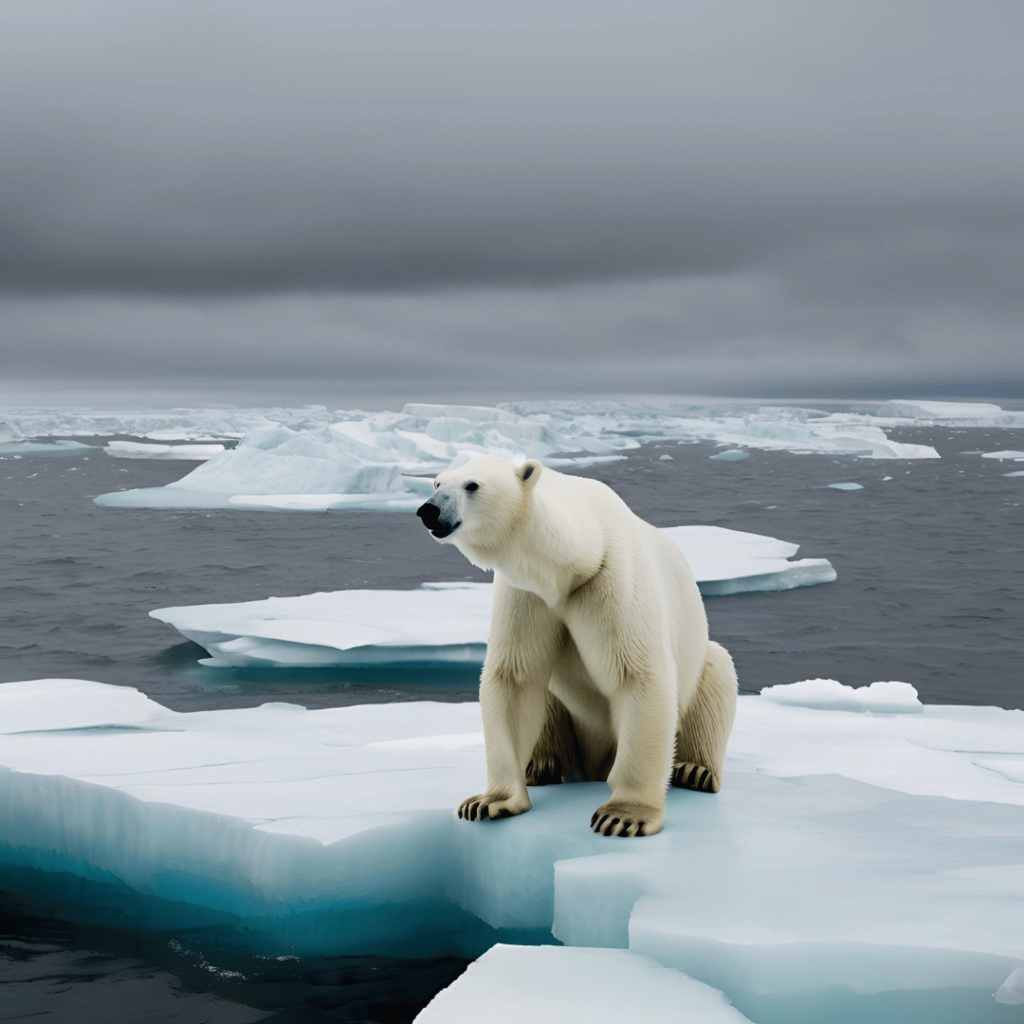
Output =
[{"x1": 416, "y1": 456, "x2": 542, "y2": 557}]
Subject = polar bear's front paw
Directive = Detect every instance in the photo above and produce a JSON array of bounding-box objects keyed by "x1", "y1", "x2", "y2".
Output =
[
  {"x1": 590, "y1": 800, "x2": 664, "y2": 837},
  {"x1": 457, "y1": 791, "x2": 532, "y2": 822}
]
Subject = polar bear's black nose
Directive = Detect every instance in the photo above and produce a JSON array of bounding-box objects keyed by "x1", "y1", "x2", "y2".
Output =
[{"x1": 416, "y1": 501, "x2": 441, "y2": 529}]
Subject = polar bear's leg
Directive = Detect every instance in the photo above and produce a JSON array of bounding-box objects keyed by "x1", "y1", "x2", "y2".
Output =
[
  {"x1": 525, "y1": 691, "x2": 584, "y2": 786},
  {"x1": 672, "y1": 640, "x2": 737, "y2": 794},
  {"x1": 458, "y1": 577, "x2": 563, "y2": 822},
  {"x1": 589, "y1": 673, "x2": 677, "y2": 836}
]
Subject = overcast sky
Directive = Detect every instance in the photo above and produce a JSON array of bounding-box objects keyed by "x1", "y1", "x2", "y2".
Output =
[{"x1": 1, "y1": 0, "x2": 1022, "y2": 407}]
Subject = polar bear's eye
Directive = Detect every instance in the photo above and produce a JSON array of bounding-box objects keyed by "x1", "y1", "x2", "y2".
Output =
[
  {"x1": 464, "y1": 482, "x2": 479, "y2": 492},
  {"x1": 433, "y1": 480, "x2": 439, "y2": 489}
]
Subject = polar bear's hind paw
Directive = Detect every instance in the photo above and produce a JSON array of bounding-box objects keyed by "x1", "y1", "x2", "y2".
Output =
[
  {"x1": 525, "y1": 755, "x2": 563, "y2": 786},
  {"x1": 671, "y1": 761, "x2": 719, "y2": 793},
  {"x1": 458, "y1": 792, "x2": 532, "y2": 821}
]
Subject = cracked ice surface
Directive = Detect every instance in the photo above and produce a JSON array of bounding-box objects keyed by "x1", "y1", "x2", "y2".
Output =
[
  {"x1": 1, "y1": 678, "x2": 1022, "y2": 1024},
  {"x1": 149, "y1": 527, "x2": 836, "y2": 668}
]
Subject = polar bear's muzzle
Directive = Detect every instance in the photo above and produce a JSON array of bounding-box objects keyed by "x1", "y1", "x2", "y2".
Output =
[{"x1": 416, "y1": 498, "x2": 462, "y2": 539}]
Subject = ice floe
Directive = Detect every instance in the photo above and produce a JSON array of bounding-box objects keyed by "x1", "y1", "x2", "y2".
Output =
[
  {"x1": 1, "y1": 677, "x2": 1022, "y2": 1024},
  {"x1": 150, "y1": 527, "x2": 836, "y2": 668},
  {"x1": 982, "y1": 450, "x2": 1024, "y2": 460},
  {"x1": 104, "y1": 440, "x2": 227, "y2": 460},
  {"x1": 827, "y1": 481, "x2": 864, "y2": 490}
]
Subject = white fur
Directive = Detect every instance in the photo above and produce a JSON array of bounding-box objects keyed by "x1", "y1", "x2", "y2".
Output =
[{"x1": 423, "y1": 457, "x2": 737, "y2": 837}]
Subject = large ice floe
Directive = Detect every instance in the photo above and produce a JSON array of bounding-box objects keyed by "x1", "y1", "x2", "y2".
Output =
[
  {"x1": 68, "y1": 398, "x2": 1019, "y2": 511},
  {"x1": 150, "y1": 527, "x2": 836, "y2": 668},
  {"x1": 1, "y1": 677, "x2": 1022, "y2": 1024}
]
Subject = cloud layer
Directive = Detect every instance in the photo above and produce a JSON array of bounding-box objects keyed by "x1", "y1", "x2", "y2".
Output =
[{"x1": 2, "y1": 1, "x2": 1022, "y2": 399}]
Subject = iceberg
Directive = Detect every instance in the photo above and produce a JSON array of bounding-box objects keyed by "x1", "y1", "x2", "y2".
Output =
[
  {"x1": 827, "y1": 481, "x2": 864, "y2": 490},
  {"x1": 709, "y1": 449, "x2": 749, "y2": 461},
  {"x1": 1, "y1": 677, "x2": 1022, "y2": 1024},
  {"x1": 150, "y1": 527, "x2": 837, "y2": 668},
  {"x1": 94, "y1": 405, "x2": 632, "y2": 512}
]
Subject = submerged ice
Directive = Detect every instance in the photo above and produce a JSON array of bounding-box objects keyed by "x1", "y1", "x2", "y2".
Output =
[
  {"x1": 150, "y1": 527, "x2": 836, "y2": 668},
  {"x1": 1, "y1": 677, "x2": 1022, "y2": 1024}
]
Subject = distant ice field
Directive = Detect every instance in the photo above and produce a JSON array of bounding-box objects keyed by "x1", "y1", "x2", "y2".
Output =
[{"x1": 7, "y1": 398, "x2": 1023, "y2": 513}]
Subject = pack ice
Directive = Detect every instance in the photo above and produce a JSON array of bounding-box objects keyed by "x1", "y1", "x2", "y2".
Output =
[
  {"x1": 84, "y1": 399, "x2": 963, "y2": 511},
  {"x1": 150, "y1": 527, "x2": 836, "y2": 668},
  {"x1": 1, "y1": 677, "x2": 1022, "y2": 1024}
]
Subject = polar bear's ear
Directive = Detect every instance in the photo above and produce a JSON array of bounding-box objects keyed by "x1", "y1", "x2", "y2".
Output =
[{"x1": 517, "y1": 459, "x2": 543, "y2": 492}]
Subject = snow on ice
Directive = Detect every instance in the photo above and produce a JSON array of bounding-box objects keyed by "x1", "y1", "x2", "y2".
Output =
[
  {"x1": 1, "y1": 677, "x2": 1022, "y2": 1024},
  {"x1": 149, "y1": 527, "x2": 836, "y2": 668}
]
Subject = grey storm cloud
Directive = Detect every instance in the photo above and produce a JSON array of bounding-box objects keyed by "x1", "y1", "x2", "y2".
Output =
[{"x1": 1, "y1": 0, "x2": 1022, "y2": 398}]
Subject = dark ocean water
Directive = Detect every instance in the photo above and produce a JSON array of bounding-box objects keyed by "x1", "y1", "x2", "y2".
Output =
[{"x1": 2, "y1": 423, "x2": 1023, "y2": 1021}]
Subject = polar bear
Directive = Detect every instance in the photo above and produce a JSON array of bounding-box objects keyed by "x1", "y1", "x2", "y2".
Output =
[{"x1": 416, "y1": 457, "x2": 737, "y2": 837}]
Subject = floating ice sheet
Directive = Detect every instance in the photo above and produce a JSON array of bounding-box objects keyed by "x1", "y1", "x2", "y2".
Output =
[
  {"x1": 0, "y1": 678, "x2": 1022, "y2": 1024},
  {"x1": 150, "y1": 527, "x2": 836, "y2": 667},
  {"x1": 0, "y1": 440, "x2": 94, "y2": 456},
  {"x1": 982, "y1": 450, "x2": 1024, "y2": 460},
  {"x1": 104, "y1": 440, "x2": 226, "y2": 460}
]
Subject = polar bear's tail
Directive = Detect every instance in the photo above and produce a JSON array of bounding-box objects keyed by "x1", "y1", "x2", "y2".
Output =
[{"x1": 672, "y1": 640, "x2": 738, "y2": 794}]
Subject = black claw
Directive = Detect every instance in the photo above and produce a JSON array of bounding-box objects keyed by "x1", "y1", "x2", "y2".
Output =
[
  {"x1": 590, "y1": 812, "x2": 599, "y2": 827},
  {"x1": 495, "y1": 808, "x2": 511, "y2": 819},
  {"x1": 610, "y1": 817, "x2": 620, "y2": 829}
]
